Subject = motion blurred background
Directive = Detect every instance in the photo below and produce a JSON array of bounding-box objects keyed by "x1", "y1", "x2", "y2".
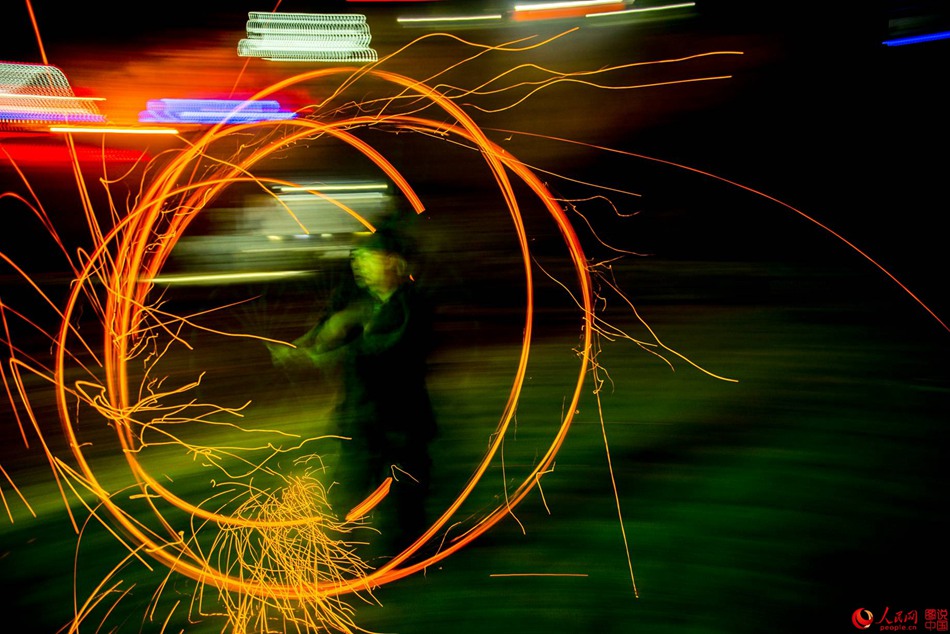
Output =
[{"x1": 1, "y1": 1, "x2": 947, "y2": 633}]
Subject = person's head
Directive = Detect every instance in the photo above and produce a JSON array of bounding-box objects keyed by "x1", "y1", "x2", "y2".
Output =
[{"x1": 350, "y1": 228, "x2": 410, "y2": 301}]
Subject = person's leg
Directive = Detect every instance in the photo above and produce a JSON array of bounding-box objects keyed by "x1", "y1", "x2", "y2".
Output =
[
  {"x1": 328, "y1": 437, "x2": 377, "y2": 517},
  {"x1": 389, "y1": 444, "x2": 432, "y2": 552}
]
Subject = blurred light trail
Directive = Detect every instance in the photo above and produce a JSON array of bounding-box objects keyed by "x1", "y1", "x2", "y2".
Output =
[
  {"x1": 883, "y1": 29, "x2": 950, "y2": 46},
  {"x1": 273, "y1": 181, "x2": 389, "y2": 193},
  {"x1": 397, "y1": 13, "x2": 505, "y2": 25},
  {"x1": 0, "y1": 61, "x2": 105, "y2": 127},
  {"x1": 587, "y1": 1, "x2": 696, "y2": 18},
  {"x1": 48, "y1": 125, "x2": 179, "y2": 134},
  {"x1": 397, "y1": 0, "x2": 693, "y2": 29},
  {"x1": 138, "y1": 98, "x2": 296, "y2": 124},
  {"x1": 345, "y1": 477, "x2": 393, "y2": 521},
  {"x1": 0, "y1": 138, "x2": 149, "y2": 166},
  {"x1": 513, "y1": 0, "x2": 626, "y2": 22},
  {"x1": 275, "y1": 192, "x2": 387, "y2": 203},
  {"x1": 0, "y1": 94, "x2": 105, "y2": 123},
  {"x1": 145, "y1": 270, "x2": 314, "y2": 285},
  {"x1": 237, "y1": 12, "x2": 378, "y2": 62}
]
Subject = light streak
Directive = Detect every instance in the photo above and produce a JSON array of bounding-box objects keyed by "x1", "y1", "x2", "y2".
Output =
[
  {"x1": 0, "y1": 141, "x2": 149, "y2": 166},
  {"x1": 138, "y1": 98, "x2": 296, "y2": 124},
  {"x1": 276, "y1": 192, "x2": 387, "y2": 202},
  {"x1": 48, "y1": 125, "x2": 179, "y2": 135},
  {"x1": 0, "y1": 62, "x2": 106, "y2": 126},
  {"x1": 0, "y1": 61, "x2": 82, "y2": 94},
  {"x1": 397, "y1": 14, "x2": 505, "y2": 24},
  {"x1": 514, "y1": 0, "x2": 621, "y2": 11},
  {"x1": 146, "y1": 270, "x2": 315, "y2": 285},
  {"x1": 512, "y1": 0, "x2": 626, "y2": 21},
  {"x1": 882, "y1": 30, "x2": 950, "y2": 46},
  {"x1": 273, "y1": 182, "x2": 390, "y2": 193},
  {"x1": 587, "y1": 2, "x2": 696, "y2": 18},
  {"x1": 238, "y1": 12, "x2": 378, "y2": 62},
  {"x1": 24, "y1": 0, "x2": 48, "y2": 64},
  {"x1": 0, "y1": 92, "x2": 105, "y2": 102},
  {"x1": 345, "y1": 477, "x2": 393, "y2": 521}
]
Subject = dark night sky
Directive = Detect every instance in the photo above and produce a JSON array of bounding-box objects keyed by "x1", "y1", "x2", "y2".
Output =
[{"x1": 1, "y1": 1, "x2": 917, "y2": 60}]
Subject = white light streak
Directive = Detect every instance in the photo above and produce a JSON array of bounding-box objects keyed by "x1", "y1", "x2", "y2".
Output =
[
  {"x1": 514, "y1": 0, "x2": 620, "y2": 12},
  {"x1": 397, "y1": 14, "x2": 504, "y2": 24},
  {"x1": 237, "y1": 12, "x2": 377, "y2": 63},
  {"x1": 1, "y1": 63, "x2": 106, "y2": 125}
]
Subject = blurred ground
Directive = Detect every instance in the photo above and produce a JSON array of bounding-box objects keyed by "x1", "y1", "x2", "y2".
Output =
[{"x1": 1, "y1": 252, "x2": 946, "y2": 633}]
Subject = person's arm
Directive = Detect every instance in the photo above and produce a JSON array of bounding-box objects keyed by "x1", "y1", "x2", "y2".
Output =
[
  {"x1": 310, "y1": 304, "x2": 371, "y2": 351},
  {"x1": 303, "y1": 303, "x2": 371, "y2": 367},
  {"x1": 268, "y1": 300, "x2": 373, "y2": 369}
]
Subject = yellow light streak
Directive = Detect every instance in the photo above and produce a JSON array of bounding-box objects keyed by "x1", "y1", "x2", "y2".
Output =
[
  {"x1": 48, "y1": 125, "x2": 180, "y2": 135},
  {"x1": 587, "y1": 1, "x2": 697, "y2": 18},
  {"x1": 397, "y1": 14, "x2": 504, "y2": 24},
  {"x1": 146, "y1": 271, "x2": 315, "y2": 285},
  {"x1": 0, "y1": 92, "x2": 105, "y2": 101}
]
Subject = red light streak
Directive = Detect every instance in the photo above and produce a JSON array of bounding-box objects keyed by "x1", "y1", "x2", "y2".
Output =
[
  {"x1": 0, "y1": 139, "x2": 150, "y2": 166},
  {"x1": 513, "y1": 1, "x2": 627, "y2": 22}
]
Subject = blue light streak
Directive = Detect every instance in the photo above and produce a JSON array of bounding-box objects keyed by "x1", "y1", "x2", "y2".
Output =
[
  {"x1": 139, "y1": 99, "x2": 296, "y2": 124},
  {"x1": 883, "y1": 30, "x2": 950, "y2": 47}
]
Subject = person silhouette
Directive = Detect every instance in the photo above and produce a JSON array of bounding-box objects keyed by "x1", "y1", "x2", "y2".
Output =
[{"x1": 269, "y1": 226, "x2": 437, "y2": 554}]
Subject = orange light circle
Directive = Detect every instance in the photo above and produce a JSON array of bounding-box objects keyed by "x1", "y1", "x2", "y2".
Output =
[{"x1": 53, "y1": 68, "x2": 595, "y2": 598}]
